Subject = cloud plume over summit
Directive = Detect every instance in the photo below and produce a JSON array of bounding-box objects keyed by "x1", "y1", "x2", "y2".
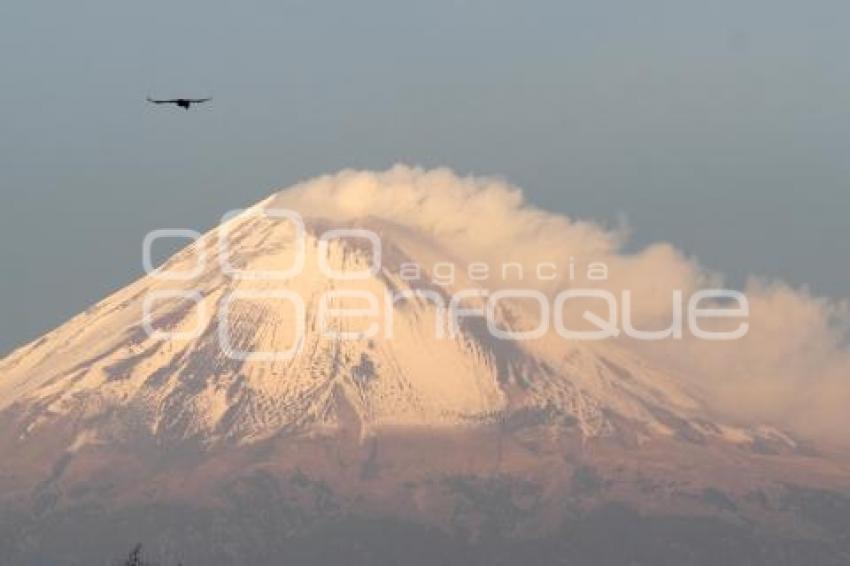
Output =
[{"x1": 269, "y1": 165, "x2": 850, "y2": 444}]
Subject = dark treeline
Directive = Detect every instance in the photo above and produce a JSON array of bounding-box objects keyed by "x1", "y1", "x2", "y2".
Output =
[{"x1": 117, "y1": 545, "x2": 182, "y2": 566}]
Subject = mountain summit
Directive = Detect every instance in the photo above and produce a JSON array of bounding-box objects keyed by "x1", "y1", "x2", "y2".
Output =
[{"x1": 0, "y1": 176, "x2": 781, "y2": 449}]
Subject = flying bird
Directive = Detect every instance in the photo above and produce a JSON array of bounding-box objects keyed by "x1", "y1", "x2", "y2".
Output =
[{"x1": 146, "y1": 96, "x2": 212, "y2": 110}]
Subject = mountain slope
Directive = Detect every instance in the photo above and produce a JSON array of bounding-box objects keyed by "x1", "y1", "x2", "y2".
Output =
[{"x1": 0, "y1": 200, "x2": 785, "y2": 450}]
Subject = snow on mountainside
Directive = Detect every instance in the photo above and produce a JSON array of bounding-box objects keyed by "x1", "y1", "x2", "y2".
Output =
[{"x1": 0, "y1": 190, "x2": 788, "y2": 452}]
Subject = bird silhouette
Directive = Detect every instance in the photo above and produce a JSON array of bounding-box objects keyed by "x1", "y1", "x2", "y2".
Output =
[{"x1": 146, "y1": 97, "x2": 212, "y2": 110}]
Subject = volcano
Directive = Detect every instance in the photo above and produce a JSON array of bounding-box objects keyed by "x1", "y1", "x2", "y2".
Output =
[{"x1": 1, "y1": 168, "x2": 849, "y2": 565}]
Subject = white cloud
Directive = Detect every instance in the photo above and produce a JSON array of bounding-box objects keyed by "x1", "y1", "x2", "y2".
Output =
[{"x1": 268, "y1": 165, "x2": 850, "y2": 444}]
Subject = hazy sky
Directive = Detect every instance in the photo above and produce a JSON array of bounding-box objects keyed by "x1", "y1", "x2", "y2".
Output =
[{"x1": 1, "y1": 0, "x2": 848, "y2": 355}]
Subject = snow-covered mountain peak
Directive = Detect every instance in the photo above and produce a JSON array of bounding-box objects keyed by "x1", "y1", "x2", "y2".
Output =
[{"x1": 0, "y1": 191, "x2": 790, "y2": 455}]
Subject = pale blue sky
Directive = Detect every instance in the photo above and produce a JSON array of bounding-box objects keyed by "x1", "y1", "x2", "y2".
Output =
[{"x1": 1, "y1": 0, "x2": 848, "y2": 354}]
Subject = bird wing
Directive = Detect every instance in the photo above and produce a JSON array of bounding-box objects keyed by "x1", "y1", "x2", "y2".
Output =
[
  {"x1": 147, "y1": 97, "x2": 179, "y2": 104},
  {"x1": 187, "y1": 98, "x2": 212, "y2": 104}
]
